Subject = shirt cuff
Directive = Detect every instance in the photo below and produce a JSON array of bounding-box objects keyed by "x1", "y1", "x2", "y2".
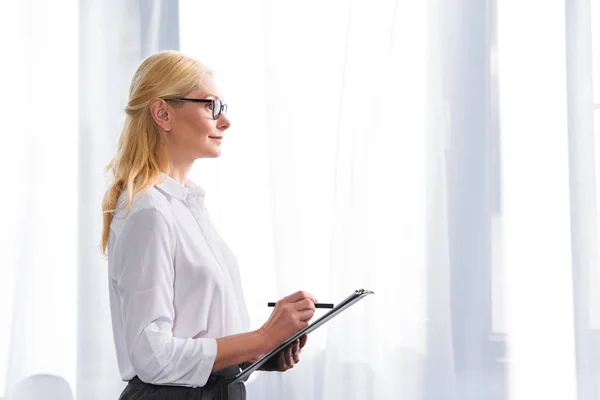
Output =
[{"x1": 196, "y1": 337, "x2": 218, "y2": 386}]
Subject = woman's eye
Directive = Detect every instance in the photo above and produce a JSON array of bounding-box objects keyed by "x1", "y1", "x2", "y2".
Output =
[{"x1": 206, "y1": 103, "x2": 214, "y2": 111}]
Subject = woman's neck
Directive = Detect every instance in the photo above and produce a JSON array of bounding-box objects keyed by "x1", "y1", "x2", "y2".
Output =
[{"x1": 168, "y1": 161, "x2": 194, "y2": 185}]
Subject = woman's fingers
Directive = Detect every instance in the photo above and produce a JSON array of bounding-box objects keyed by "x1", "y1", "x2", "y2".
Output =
[
  {"x1": 274, "y1": 339, "x2": 304, "y2": 371},
  {"x1": 299, "y1": 334, "x2": 308, "y2": 349},
  {"x1": 298, "y1": 309, "x2": 315, "y2": 322},
  {"x1": 286, "y1": 345, "x2": 294, "y2": 369},
  {"x1": 278, "y1": 349, "x2": 287, "y2": 370},
  {"x1": 293, "y1": 340, "x2": 300, "y2": 363}
]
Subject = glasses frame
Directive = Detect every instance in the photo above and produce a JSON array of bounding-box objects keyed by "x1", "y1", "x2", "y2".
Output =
[{"x1": 163, "y1": 98, "x2": 227, "y2": 120}]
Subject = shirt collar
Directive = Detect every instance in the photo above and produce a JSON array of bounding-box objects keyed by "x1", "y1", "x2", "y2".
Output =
[
  {"x1": 156, "y1": 173, "x2": 206, "y2": 201},
  {"x1": 184, "y1": 178, "x2": 207, "y2": 200}
]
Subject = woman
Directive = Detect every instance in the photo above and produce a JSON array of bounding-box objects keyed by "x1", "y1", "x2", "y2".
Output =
[{"x1": 101, "y1": 51, "x2": 317, "y2": 400}]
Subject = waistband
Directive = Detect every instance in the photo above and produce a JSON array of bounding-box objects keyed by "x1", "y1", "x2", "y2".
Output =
[{"x1": 128, "y1": 364, "x2": 243, "y2": 387}]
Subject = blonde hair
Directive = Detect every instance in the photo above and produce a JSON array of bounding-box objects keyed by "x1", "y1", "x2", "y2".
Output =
[{"x1": 101, "y1": 51, "x2": 211, "y2": 255}]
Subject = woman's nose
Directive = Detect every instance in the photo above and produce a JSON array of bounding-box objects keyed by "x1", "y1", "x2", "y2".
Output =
[{"x1": 217, "y1": 113, "x2": 231, "y2": 130}]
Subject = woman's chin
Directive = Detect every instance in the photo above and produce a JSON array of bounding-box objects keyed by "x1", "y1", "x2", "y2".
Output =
[{"x1": 194, "y1": 149, "x2": 222, "y2": 159}]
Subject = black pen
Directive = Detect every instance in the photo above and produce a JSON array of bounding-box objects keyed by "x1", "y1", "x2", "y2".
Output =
[{"x1": 267, "y1": 302, "x2": 334, "y2": 309}]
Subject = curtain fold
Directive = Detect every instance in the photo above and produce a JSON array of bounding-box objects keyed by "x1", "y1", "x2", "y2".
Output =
[{"x1": 565, "y1": 0, "x2": 600, "y2": 400}]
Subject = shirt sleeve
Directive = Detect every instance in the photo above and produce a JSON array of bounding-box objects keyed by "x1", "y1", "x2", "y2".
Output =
[{"x1": 113, "y1": 207, "x2": 218, "y2": 386}]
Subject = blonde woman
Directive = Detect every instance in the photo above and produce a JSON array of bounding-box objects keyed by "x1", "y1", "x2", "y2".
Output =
[{"x1": 102, "y1": 51, "x2": 316, "y2": 400}]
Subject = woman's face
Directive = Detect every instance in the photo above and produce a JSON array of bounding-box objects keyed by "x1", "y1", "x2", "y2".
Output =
[{"x1": 155, "y1": 74, "x2": 231, "y2": 163}]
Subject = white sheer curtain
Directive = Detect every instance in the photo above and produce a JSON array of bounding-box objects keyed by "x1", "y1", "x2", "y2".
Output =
[
  {"x1": 1, "y1": 0, "x2": 599, "y2": 399},
  {"x1": 497, "y1": 0, "x2": 577, "y2": 399},
  {"x1": 578, "y1": 0, "x2": 600, "y2": 399},
  {"x1": 0, "y1": 0, "x2": 179, "y2": 398},
  {"x1": 0, "y1": 0, "x2": 78, "y2": 397},
  {"x1": 180, "y1": 0, "x2": 445, "y2": 399},
  {"x1": 179, "y1": 0, "x2": 595, "y2": 399}
]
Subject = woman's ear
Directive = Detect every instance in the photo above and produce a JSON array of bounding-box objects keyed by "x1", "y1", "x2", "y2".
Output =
[{"x1": 149, "y1": 99, "x2": 172, "y2": 132}]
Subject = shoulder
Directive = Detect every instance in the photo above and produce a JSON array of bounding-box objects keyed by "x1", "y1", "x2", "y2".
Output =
[
  {"x1": 107, "y1": 188, "x2": 177, "y2": 282},
  {"x1": 110, "y1": 186, "x2": 174, "y2": 236}
]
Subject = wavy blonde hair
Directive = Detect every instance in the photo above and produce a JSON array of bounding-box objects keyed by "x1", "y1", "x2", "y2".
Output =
[{"x1": 101, "y1": 51, "x2": 211, "y2": 255}]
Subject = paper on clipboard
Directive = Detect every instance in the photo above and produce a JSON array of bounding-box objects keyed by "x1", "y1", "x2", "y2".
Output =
[{"x1": 227, "y1": 288, "x2": 375, "y2": 385}]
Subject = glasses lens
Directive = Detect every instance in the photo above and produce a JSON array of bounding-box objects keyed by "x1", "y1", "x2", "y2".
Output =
[{"x1": 213, "y1": 100, "x2": 221, "y2": 119}]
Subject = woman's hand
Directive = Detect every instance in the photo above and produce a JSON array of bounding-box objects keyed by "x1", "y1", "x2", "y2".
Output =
[
  {"x1": 245, "y1": 334, "x2": 309, "y2": 372},
  {"x1": 258, "y1": 291, "x2": 317, "y2": 349},
  {"x1": 262, "y1": 334, "x2": 309, "y2": 371},
  {"x1": 245, "y1": 290, "x2": 315, "y2": 372}
]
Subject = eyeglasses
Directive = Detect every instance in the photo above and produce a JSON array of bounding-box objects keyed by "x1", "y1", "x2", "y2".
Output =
[{"x1": 163, "y1": 98, "x2": 228, "y2": 120}]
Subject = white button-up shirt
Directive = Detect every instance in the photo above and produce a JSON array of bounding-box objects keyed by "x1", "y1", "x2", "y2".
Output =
[{"x1": 107, "y1": 174, "x2": 250, "y2": 387}]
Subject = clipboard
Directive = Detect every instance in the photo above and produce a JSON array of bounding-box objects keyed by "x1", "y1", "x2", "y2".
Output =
[{"x1": 225, "y1": 288, "x2": 375, "y2": 385}]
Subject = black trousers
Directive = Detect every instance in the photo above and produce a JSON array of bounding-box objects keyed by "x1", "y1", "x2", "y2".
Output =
[{"x1": 118, "y1": 366, "x2": 246, "y2": 400}]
